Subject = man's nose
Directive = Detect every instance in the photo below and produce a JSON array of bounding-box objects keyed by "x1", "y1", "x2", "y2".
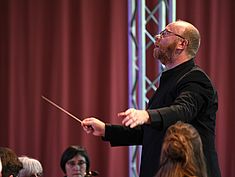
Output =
[{"x1": 154, "y1": 34, "x2": 161, "y2": 45}]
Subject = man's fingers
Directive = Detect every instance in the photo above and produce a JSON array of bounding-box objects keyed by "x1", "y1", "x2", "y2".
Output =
[
  {"x1": 117, "y1": 112, "x2": 126, "y2": 117},
  {"x1": 121, "y1": 115, "x2": 133, "y2": 125}
]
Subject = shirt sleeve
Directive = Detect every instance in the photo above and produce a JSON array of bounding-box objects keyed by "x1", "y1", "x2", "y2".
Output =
[{"x1": 102, "y1": 124, "x2": 144, "y2": 146}]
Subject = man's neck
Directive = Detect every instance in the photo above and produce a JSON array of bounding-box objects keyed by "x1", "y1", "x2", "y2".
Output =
[{"x1": 165, "y1": 54, "x2": 191, "y2": 70}]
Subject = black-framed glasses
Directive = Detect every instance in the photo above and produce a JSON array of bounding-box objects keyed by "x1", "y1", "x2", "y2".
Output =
[
  {"x1": 66, "y1": 160, "x2": 87, "y2": 167},
  {"x1": 159, "y1": 29, "x2": 186, "y2": 40},
  {"x1": 29, "y1": 172, "x2": 43, "y2": 177}
]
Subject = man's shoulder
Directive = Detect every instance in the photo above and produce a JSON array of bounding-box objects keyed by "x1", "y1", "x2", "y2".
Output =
[
  {"x1": 184, "y1": 65, "x2": 211, "y2": 81},
  {"x1": 177, "y1": 65, "x2": 215, "y2": 89}
]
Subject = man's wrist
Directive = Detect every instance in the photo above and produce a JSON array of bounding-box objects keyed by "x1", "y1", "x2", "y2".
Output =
[{"x1": 145, "y1": 110, "x2": 151, "y2": 124}]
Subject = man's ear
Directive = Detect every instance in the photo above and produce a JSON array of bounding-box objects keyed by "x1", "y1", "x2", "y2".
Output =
[{"x1": 177, "y1": 39, "x2": 188, "y2": 49}]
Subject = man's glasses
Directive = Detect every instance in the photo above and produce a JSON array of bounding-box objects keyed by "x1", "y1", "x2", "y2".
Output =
[
  {"x1": 159, "y1": 29, "x2": 186, "y2": 40},
  {"x1": 67, "y1": 160, "x2": 87, "y2": 167},
  {"x1": 29, "y1": 172, "x2": 43, "y2": 177}
]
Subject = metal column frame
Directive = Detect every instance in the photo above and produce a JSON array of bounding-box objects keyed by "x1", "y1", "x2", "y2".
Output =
[{"x1": 127, "y1": 0, "x2": 176, "y2": 176}]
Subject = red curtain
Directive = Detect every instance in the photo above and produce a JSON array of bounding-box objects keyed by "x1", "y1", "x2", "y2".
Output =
[
  {"x1": 0, "y1": 0, "x2": 129, "y2": 176},
  {"x1": 0, "y1": 0, "x2": 234, "y2": 177}
]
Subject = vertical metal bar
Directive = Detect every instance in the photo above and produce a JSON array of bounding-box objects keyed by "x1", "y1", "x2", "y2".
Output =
[
  {"x1": 128, "y1": 0, "x2": 133, "y2": 111},
  {"x1": 137, "y1": 0, "x2": 146, "y2": 110},
  {"x1": 158, "y1": 0, "x2": 166, "y2": 73},
  {"x1": 128, "y1": 1, "x2": 133, "y2": 176},
  {"x1": 158, "y1": 0, "x2": 166, "y2": 32},
  {"x1": 169, "y1": 0, "x2": 176, "y2": 22},
  {"x1": 128, "y1": 0, "x2": 138, "y2": 176}
]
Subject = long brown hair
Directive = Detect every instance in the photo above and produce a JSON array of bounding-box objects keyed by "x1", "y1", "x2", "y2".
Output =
[
  {"x1": 0, "y1": 147, "x2": 23, "y2": 177},
  {"x1": 155, "y1": 122, "x2": 207, "y2": 177}
]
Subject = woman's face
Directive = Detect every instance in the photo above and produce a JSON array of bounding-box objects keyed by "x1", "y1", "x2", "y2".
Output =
[
  {"x1": 65, "y1": 154, "x2": 87, "y2": 177},
  {"x1": 0, "y1": 158, "x2": 2, "y2": 177}
]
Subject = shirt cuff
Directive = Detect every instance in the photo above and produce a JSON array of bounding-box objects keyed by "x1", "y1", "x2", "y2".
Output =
[
  {"x1": 147, "y1": 109, "x2": 163, "y2": 130},
  {"x1": 101, "y1": 123, "x2": 112, "y2": 141}
]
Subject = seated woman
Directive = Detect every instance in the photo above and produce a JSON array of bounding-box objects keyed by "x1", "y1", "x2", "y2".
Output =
[
  {"x1": 60, "y1": 146, "x2": 91, "y2": 177},
  {"x1": 0, "y1": 147, "x2": 23, "y2": 177},
  {"x1": 18, "y1": 156, "x2": 43, "y2": 177},
  {"x1": 0, "y1": 157, "x2": 2, "y2": 174},
  {"x1": 155, "y1": 121, "x2": 207, "y2": 177}
]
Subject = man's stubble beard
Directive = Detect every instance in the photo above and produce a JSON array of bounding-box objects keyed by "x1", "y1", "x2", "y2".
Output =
[{"x1": 153, "y1": 42, "x2": 177, "y2": 65}]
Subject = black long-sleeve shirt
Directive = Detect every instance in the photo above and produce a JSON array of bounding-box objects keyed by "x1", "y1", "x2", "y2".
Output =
[{"x1": 103, "y1": 59, "x2": 221, "y2": 177}]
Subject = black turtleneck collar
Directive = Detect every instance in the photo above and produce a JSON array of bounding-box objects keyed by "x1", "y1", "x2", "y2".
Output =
[{"x1": 162, "y1": 58, "x2": 195, "y2": 75}]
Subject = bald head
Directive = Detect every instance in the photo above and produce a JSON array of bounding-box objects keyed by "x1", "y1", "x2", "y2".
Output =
[{"x1": 167, "y1": 20, "x2": 201, "y2": 58}]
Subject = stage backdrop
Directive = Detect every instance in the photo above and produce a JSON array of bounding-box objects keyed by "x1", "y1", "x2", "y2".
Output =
[{"x1": 0, "y1": 0, "x2": 234, "y2": 177}]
